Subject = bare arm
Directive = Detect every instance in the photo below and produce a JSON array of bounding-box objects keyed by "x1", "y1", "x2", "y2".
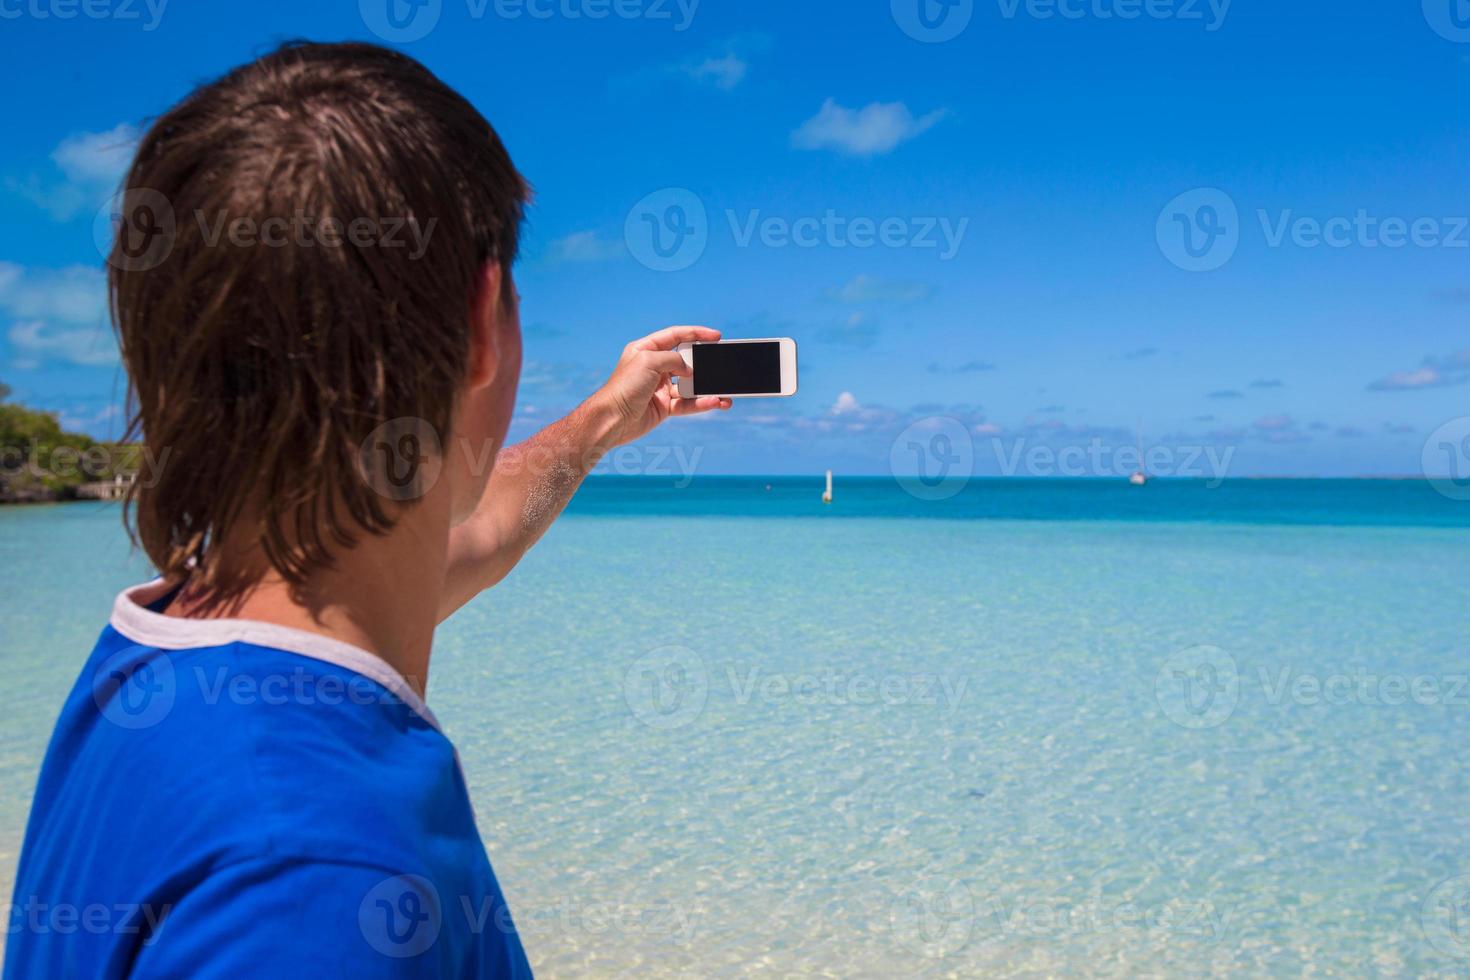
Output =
[{"x1": 438, "y1": 325, "x2": 729, "y2": 620}]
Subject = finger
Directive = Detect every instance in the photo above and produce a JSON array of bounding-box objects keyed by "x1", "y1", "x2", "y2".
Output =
[
  {"x1": 671, "y1": 396, "x2": 732, "y2": 416},
  {"x1": 638, "y1": 350, "x2": 692, "y2": 377},
  {"x1": 630, "y1": 325, "x2": 722, "y2": 352}
]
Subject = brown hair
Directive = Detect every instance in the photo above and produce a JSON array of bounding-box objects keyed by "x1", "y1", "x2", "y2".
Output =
[{"x1": 109, "y1": 41, "x2": 529, "y2": 598}]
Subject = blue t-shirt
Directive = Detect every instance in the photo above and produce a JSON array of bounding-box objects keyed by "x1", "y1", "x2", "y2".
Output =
[{"x1": 4, "y1": 582, "x2": 532, "y2": 979}]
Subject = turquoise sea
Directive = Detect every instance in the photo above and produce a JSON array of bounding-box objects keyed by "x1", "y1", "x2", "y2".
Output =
[{"x1": 3, "y1": 479, "x2": 1470, "y2": 977}]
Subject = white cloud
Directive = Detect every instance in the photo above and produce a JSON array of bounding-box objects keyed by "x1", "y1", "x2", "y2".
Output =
[
  {"x1": 1370, "y1": 368, "x2": 1443, "y2": 390},
  {"x1": 792, "y1": 99, "x2": 947, "y2": 157},
  {"x1": 0, "y1": 262, "x2": 117, "y2": 369},
  {"x1": 611, "y1": 34, "x2": 768, "y2": 95},
  {"x1": 684, "y1": 54, "x2": 748, "y2": 90},
  {"x1": 54, "y1": 124, "x2": 139, "y2": 185},
  {"x1": 9, "y1": 123, "x2": 138, "y2": 221},
  {"x1": 0, "y1": 262, "x2": 109, "y2": 325},
  {"x1": 8, "y1": 320, "x2": 118, "y2": 368},
  {"x1": 816, "y1": 311, "x2": 880, "y2": 349},
  {"x1": 927, "y1": 359, "x2": 996, "y2": 374},
  {"x1": 545, "y1": 230, "x2": 624, "y2": 264},
  {"x1": 57, "y1": 403, "x2": 123, "y2": 434},
  {"x1": 829, "y1": 274, "x2": 935, "y2": 305},
  {"x1": 831, "y1": 391, "x2": 861, "y2": 415},
  {"x1": 1368, "y1": 350, "x2": 1470, "y2": 391}
]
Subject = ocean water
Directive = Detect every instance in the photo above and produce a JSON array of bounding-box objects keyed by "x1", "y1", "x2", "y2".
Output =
[{"x1": 3, "y1": 479, "x2": 1469, "y2": 977}]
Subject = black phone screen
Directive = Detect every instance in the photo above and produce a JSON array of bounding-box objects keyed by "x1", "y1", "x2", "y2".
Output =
[{"x1": 692, "y1": 342, "x2": 782, "y2": 396}]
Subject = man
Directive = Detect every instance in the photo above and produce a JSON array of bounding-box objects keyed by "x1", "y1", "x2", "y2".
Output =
[{"x1": 4, "y1": 41, "x2": 728, "y2": 978}]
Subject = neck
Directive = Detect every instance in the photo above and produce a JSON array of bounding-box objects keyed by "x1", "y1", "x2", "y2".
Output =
[{"x1": 165, "y1": 492, "x2": 451, "y2": 699}]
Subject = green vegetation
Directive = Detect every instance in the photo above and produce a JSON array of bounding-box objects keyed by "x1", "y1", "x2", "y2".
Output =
[{"x1": 0, "y1": 383, "x2": 136, "y2": 503}]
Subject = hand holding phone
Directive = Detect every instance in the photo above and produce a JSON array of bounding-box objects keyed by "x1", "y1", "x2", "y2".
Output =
[{"x1": 674, "y1": 338, "x2": 799, "y2": 399}]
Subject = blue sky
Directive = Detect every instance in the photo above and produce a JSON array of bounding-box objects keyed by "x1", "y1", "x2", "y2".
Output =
[{"x1": 1, "y1": 0, "x2": 1468, "y2": 477}]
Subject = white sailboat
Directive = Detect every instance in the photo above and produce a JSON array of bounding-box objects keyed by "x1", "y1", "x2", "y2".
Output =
[
  {"x1": 822, "y1": 470, "x2": 833, "y2": 504},
  {"x1": 1130, "y1": 421, "x2": 1148, "y2": 486}
]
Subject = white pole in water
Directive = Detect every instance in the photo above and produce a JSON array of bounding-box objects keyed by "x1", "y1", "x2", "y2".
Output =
[{"x1": 822, "y1": 470, "x2": 833, "y2": 504}]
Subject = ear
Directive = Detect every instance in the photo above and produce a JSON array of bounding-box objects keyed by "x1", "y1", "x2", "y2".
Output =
[{"x1": 466, "y1": 262, "x2": 504, "y2": 391}]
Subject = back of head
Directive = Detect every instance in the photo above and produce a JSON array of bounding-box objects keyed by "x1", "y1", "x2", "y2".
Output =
[{"x1": 109, "y1": 41, "x2": 529, "y2": 600}]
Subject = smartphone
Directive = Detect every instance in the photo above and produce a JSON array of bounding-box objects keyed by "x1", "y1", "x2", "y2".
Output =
[{"x1": 675, "y1": 338, "x2": 799, "y2": 399}]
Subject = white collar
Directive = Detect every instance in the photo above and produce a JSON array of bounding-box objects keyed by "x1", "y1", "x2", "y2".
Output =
[{"x1": 109, "y1": 580, "x2": 440, "y2": 732}]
